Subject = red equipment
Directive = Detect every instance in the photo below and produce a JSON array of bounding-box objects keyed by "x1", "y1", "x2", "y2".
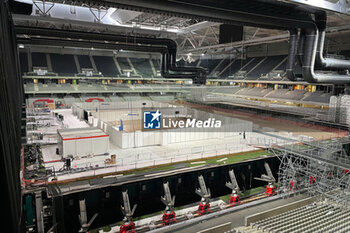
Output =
[
  {"x1": 229, "y1": 193, "x2": 240, "y2": 205},
  {"x1": 197, "y1": 202, "x2": 211, "y2": 215},
  {"x1": 119, "y1": 221, "x2": 135, "y2": 233},
  {"x1": 309, "y1": 175, "x2": 316, "y2": 184},
  {"x1": 288, "y1": 180, "x2": 296, "y2": 191},
  {"x1": 162, "y1": 211, "x2": 176, "y2": 225},
  {"x1": 265, "y1": 183, "x2": 276, "y2": 196}
]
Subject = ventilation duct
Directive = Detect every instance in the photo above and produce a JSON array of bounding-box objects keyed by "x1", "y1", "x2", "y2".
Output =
[
  {"x1": 315, "y1": 12, "x2": 350, "y2": 70},
  {"x1": 297, "y1": 29, "x2": 306, "y2": 65},
  {"x1": 15, "y1": 27, "x2": 207, "y2": 84},
  {"x1": 302, "y1": 28, "x2": 350, "y2": 84},
  {"x1": 160, "y1": 53, "x2": 207, "y2": 84},
  {"x1": 286, "y1": 28, "x2": 299, "y2": 81}
]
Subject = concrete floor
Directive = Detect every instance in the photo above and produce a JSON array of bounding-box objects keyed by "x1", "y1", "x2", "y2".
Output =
[
  {"x1": 53, "y1": 108, "x2": 89, "y2": 129},
  {"x1": 179, "y1": 102, "x2": 344, "y2": 140},
  {"x1": 39, "y1": 107, "x2": 339, "y2": 182},
  {"x1": 39, "y1": 108, "x2": 304, "y2": 181}
]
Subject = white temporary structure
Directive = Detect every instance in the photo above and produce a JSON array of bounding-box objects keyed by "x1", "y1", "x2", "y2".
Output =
[{"x1": 57, "y1": 127, "x2": 109, "y2": 158}]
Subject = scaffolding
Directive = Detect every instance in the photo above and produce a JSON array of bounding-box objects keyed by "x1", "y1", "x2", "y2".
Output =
[{"x1": 271, "y1": 137, "x2": 350, "y2": 206}]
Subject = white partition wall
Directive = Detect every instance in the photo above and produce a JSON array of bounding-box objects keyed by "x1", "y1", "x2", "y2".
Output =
[
  {"x1": 58, "y1": 127, "x2": 109, "y2": 158},
  {"x1": 73, "y1": 101, "x2": 253, "y2": 149}
]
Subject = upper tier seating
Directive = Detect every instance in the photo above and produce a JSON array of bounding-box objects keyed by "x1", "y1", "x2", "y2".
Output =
[
  {"x1": 220, "y1": 58, "x2": 253, "y2": 78},
  {"x1": 50, "y1": 54, "x2": 77, "y2": 76},
  {"x1": 93, "y1": 56, "x2": 119, "y2": 76},
  {"x1": 77, "y1": 55, "x2": 93, "y2": 69},
  {"x1": 130, "y1": 58, "x2": 154, "y2": 77},
  {"x1": 31, "y1": 52, "x2": 47, "y2": 67},
  {"x1": 246, "y1": 55, "x2": 286, "y2": 80}
]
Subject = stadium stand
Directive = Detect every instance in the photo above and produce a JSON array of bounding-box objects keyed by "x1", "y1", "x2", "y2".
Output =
[
  {"x1": 302, "y1": 91, "x2": 332, "y2": 103},
  {"x1": 236, "y1": 87, "x2": 273, "y2": 97},
  {"x1": 117, "y1": 57, "x2": 132, "y2": 71},
  {"x1": 81, "y1": 96, "x2": 106, "y2": 102},
  {"x1": 149, "y1": 95, "x2": 175, "y2": 102},
  {"x1": 23, "y1": 83, "x2": 35, "y2": 92},
  {"x1": 21, "y1": 52, "x2": 335, "y2": 106},
  {"x1": 233, "y1": 202, "x2": 350, "y2": 233},
  {"x1": 246, "y1": 55, "x2": 286, "y2": 80},
  {"x1": 31, "y1": 52, "x2": 47, "y2": 67},
  {"x1": 265, "y1": 88, "x2": 289, "y2": 99},
  {"x1": 123, "y1": 94, "x2": 151, "y2": 101},
  {"x1": 152, "y1": 59, "x2": 161, "y2": 71},
  {"x1": 109, "y1": 95, "x2": 125, "y2": 102},
  {"x1": 93, "y1": 56, "x2": 119, "y2": 76},
  {"x1": 199, "y1": 58, "x2": 221, "y2": 75},
  {"x1": 242, "y1": 57, "x2": 265, "y2": 77},
  {"x1": 19, "y1": 52, "x2": 28, "y2": 74},
  {"x1": 220, "y1": 58, "x2": 253, "y2": 78},
  {"x1": 63, "y1": 96, "x2": 77, "y2": 106},
  {"x1": 22, "y1": 53, "x2": 292, "y2": 81},
  {"x1": 77, "y1": 55, "x2": 93, "y2": 69},
  {"x1": 209, "y1": 58, "x2": 231, "y2": 76},
  {"x1": 130, "y1": 58, "x2": 154, "y2": 77},
  {"x1": 50, "y1": 54, "x2": 77, "y2": 76},
  {"x1": 282, "y1": 89, "x2": 306, "y2": 100}
]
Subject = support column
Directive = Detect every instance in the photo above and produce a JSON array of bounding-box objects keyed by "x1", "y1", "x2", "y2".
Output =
[
  {"x1": 28, "y1": 50, "x2": 33, "y2": 72},
  {"x1": 89, "y1": 55, "x2": 98, "y2": 73},
  {"x1": 112, "y1": 57, "x2": 122, "y2": 74},
  {"x1": 35, "y1": 191, "x2": 44, "y2": 233},
  {"x1": 73, "y1": 55, "x2": 81, "y2": 73},
  {"x1": 46, "y1": 53, "x2": 52, "y2": 72},
  {"x1": 127, "y1": 58, "x2": 137, "y2": 75},
  {"x1": 149, "y1": 59, "x2": 157, "y2": 77}
]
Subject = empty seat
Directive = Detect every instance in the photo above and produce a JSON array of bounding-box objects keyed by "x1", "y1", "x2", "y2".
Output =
[
  {"x1": 50, "y1": 54, "x2": 77, "y2": 76},
  {"x1": 246, "y1": 55, "x2": 286, "y2": 80},
  {"x1": 93, "y1": 56, "x2": 119, "y2": 76}
]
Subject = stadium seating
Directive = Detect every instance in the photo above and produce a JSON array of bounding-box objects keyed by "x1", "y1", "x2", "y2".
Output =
[
  {"x1": 198, "y1": 58, "x2": 221, "y2": 75},
  {"x1": 246, "y1": 55, "x2": 286, "y2": 80},
  {"x1": 77, "y1": 55, "x2": 93, "y2": 69},
  {"x1": 236, "y1": 87, "x2": 273, "y2": 97},
  {"x1": 50, "y1": 54, "x2": 77, "y2": 76},
  {"x1": 23, "y1": 52, "x2": 291, "y2": 81},
  {"x1": 130, "y1": 58, "x2": 154, "y2": 77},
  {"x1": 233, "y1": 202, "x2": 350, "y2": 233},
  {"x1": 63, "y1": 96, "x2": 77, "y2": 106},
  {"x1": 22, "y1": 52, "x2": 335, "y2": 105},
  {"x1": 149, "y1": 95, "x2": 175, "y2": 102},
  {"x1": 302, "y1": 91, "x2": 332, "y2": 103},
  {"x1": 220, "y1": 58, "x2": 253, "y2": 78},
  {"x1": 117, "y1": 57, "x2": 132, "y2": 71},
  {"x1": 31, "y1": 52, "x2": 47, "y2": 67},
  {"x1": 93, "y1": 56, "x2": 119, "y2": 76},
  {"x1": 265, "y1": 89, "x2": 290, "y2": 99},
  {"x1": 19, "y1": 52, "x2": 28, "y2": 74},
  {"x1": 109, "y1": 95, "x2": 125, "y2": 102}
]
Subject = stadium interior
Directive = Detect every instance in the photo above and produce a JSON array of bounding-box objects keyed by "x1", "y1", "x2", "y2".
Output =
[{"x1": 2, "y1": 0, "x2": 350, "y2": 233}]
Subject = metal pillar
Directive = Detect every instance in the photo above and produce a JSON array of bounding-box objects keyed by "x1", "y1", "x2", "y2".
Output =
[
  {"x1": 254, "y1": 162, "x2": 277, "y2": 196},
  {"x1": 161, "y1": 182, "x2": 176, "y2": 225},
  {"x1": 73, "y1": 55, "x2": 81, "y2": 73},
  {"x1": 226, "y1": 169, "x2": 241, "y2": 204},
  {"x1": 45, "y1": 54, "x2": 52, "y2": 72},
  {"x1": 35, "y1": 191, "x2": 44, "y2": 233},
  {"x1": 78, "y1": 199, "x2": 98, "y2": 233},
  {"x1": 120, "y1": 190, "x2": 137, "y2": 233},
  {"x1": 195, "y1": 175, "x2": 211, "y2": 215}
]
